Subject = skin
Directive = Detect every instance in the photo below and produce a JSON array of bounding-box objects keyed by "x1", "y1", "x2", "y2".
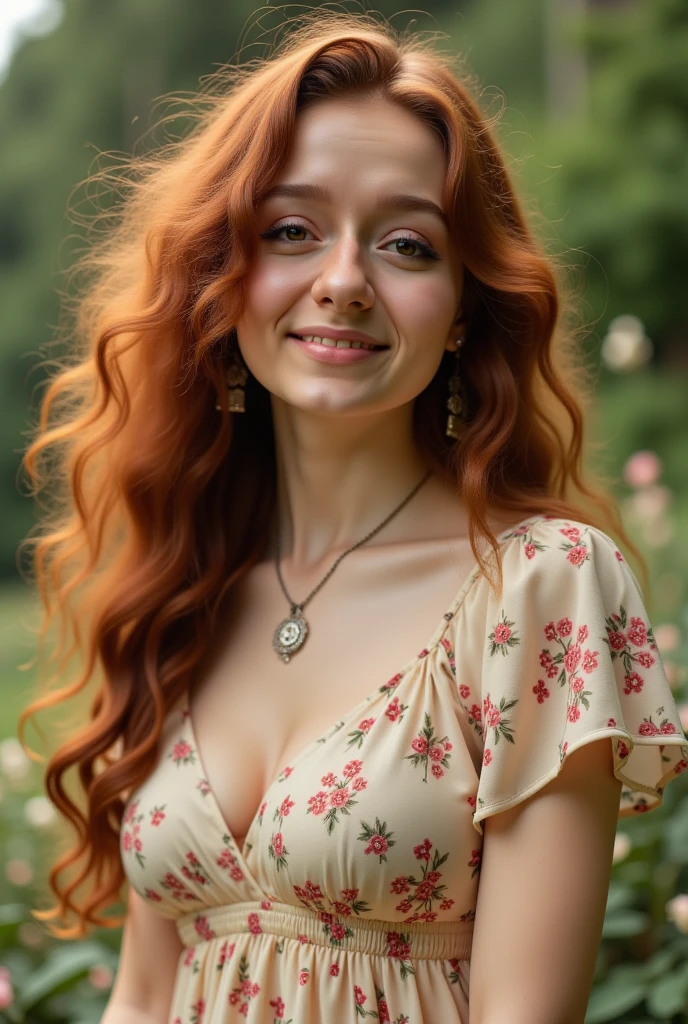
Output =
[{"x1": 236, "y1": 92, "x2": 468, "y2": 570}]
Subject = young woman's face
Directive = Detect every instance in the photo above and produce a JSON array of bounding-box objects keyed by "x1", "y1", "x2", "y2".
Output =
[{"x1": 236, "y1": 93, "x2": 464, "y2": 418}]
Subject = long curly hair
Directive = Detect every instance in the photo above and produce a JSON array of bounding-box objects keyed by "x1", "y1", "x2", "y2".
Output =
[{"x1": 18, "y1": 10, "x2": 638, "y2": 938}]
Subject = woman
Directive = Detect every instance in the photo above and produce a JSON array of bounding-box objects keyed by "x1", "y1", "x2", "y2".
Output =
[{"x1": 20, "y1": 12, "x2": 688, "y2": 1024}]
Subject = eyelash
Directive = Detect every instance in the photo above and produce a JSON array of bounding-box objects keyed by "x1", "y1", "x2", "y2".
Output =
[{"x1": 259, "y1": 221, "x2": 440, "y2": 261}]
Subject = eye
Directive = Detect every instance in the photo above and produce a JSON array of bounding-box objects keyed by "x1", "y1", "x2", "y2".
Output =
[
  {"x1": 382, "y1": 236, "x2": 440, "y2": 261},
  {"x1": 259, "y1": 221, "x2": 313, "y2": 243}
]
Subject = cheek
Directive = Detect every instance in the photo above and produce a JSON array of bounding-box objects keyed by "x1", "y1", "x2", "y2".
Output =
[
  {"x1": 386, "y1": 275, "x2": 457, "y2": 350},
  {"x1": 242, "y1": 259, "x2": 305, "y2": 325}
]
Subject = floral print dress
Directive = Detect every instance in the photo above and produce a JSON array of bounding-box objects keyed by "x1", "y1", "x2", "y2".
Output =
[{"x1": 120, "y1": 515, "x2": 688, "y2": 1023}]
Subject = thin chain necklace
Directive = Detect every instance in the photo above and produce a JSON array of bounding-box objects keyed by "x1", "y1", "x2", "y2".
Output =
[{"x1": 272, "y1": 469, "x2": 433, "y2": 662}]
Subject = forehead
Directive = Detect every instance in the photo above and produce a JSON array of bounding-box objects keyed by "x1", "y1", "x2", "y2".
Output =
[{"x1": 273, "y1": 94, "x2": 448, "y2": 202}]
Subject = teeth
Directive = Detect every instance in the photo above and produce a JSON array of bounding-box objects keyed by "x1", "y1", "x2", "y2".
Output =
[{"x1": 300, "y1": 335, "x2": 380, "y2": 351}]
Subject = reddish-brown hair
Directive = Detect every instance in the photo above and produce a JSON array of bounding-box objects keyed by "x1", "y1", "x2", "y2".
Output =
[{"x1": 18, "y1": 11, "x2": 638, "y2": 937}]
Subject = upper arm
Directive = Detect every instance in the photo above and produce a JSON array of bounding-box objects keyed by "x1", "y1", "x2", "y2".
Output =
[
  {"x1": 468, "y1": 737, "x2": 622, "y2": 1024},
  {"x1": 105, "y1": 886, "x2": 183, "y2": 1019}
]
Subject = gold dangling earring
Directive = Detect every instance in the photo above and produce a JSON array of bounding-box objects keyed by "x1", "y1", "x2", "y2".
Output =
[
  {"x1": 445, "y1": 337, "x2": 466, "y2": 439},
  {"x1": 215, "y1": 331, "x2": 249, "y2": 413}
]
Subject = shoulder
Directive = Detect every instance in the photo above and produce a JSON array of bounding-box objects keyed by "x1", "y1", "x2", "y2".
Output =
[{"x1": 494, "y1": 514, "x2": 634, "y2": 591}]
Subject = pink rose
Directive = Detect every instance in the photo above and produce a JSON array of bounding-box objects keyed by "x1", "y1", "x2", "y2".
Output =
[
  {"x1": 431, "y1": 763, "x2": 444, "y2": 778},
  {"x1": 524, "y1": 543, "x2": 536, "y2": 559},
  {"x1": 429, "y1": 745, "x2": 444, "y2": 761},
  {"x1": 556, "y1": 618, "x2": 573, "y2": 637},
  {"x1": 608, "y1": 630, "x2": 627, "y2": 651},
  {"x1": 638, "y1": 721, "x2": 659, "y2": 736},
  {"x1": 364, "y1": 834, "x2": 389, "y2": 857},
  {"x1": 567, "y1": 545, "x2": 588, "y2": 566},
  {"x1": 329, "y1": 787, "x2": 350, "y2": 808},
  {"x1": 627, "y1": 617, "x2": 647, "y2": 647},
  {"x1": 272, "y1": 832, "x2": 284, "y2": 857},
  {"x1": 564, "y1": 644, "x2": 581, "y2": 674},
  {"x1": 411, "y1": 737, "x2": 428, "y2": 755}
]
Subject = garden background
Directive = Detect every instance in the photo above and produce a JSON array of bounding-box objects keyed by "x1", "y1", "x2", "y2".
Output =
[{"x1": 1, "y1": 0, "x2": 688, "y2": 1020}]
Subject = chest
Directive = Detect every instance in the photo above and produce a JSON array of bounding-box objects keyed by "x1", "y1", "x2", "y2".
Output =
[{"x1": 186, "y1": 538, "x2": 481, "y2": 846}]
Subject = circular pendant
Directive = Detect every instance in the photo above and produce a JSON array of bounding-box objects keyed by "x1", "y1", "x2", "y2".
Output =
[{"x1": 273, "y1": 609, "x2": 309, "y2": 663}]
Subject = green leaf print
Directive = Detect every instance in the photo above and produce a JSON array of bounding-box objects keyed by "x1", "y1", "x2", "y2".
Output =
[
  {"x1": 488, "y1": 611, "x2": 520, "y2": 657},
  {"x1": 357, "y1": 817, "x2": 396, "y2": 863}
]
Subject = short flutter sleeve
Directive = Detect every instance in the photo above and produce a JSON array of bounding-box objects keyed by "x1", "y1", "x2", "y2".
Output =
[{"x1": 466, "y1": 517, "x2": 688, "y2": 836}]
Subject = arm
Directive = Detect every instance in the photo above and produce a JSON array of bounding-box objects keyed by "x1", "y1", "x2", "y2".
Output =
[
  {"x1": 101, "y1": 887, "x2": 184, "y2": 1024},
  {"x1": 468, "y1": 736, "x2": 622, "y2": 1024}
]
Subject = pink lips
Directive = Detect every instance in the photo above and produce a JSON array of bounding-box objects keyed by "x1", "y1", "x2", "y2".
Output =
[{"x1": 288, "y1": 335, "x2": 387, "y2": 365}]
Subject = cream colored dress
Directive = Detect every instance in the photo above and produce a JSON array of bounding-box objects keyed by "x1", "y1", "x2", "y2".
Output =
[{"x1": 120, "y1": 515, "x2": 688, "y2": 1023}]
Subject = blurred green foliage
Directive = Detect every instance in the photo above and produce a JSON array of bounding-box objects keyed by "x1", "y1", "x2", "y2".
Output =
[{"x1": 1, "y1": 0, "x2": 688, "y2": 1020}]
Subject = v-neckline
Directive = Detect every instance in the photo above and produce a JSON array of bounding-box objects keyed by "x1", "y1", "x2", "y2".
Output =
[{"x1": 179, "y1": 513, "x2": 543, "y2": 865}]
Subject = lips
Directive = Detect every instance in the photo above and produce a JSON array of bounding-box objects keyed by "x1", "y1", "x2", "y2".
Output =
[{"x1": 289, "y1": 333, "x2": 387, "y2": 350}]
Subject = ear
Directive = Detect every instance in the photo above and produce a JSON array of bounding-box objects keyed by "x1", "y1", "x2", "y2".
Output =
[{"x1": 444, "y1": 314, "x2": 466, "y2": 353}]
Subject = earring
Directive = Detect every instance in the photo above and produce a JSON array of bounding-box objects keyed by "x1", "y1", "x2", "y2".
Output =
[
  {"x1": 215, "y1": 332, "x2": 249, "y2": 413},
  {"x1": 445, "y1": 337, "x2": 466, "y2": 439}
]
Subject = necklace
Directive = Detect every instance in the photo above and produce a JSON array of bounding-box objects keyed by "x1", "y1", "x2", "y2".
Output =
[{"x1": 272, "y1": 469, "x2": 433, "y2": 662}]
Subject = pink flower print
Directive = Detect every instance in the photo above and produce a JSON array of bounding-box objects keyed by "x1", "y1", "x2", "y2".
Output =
[
  {"x1": 571, "y1": 676, "x2": 585, "y2": 694},
  {"x1": 279, "y1": 796, "x2": 295, "y2": 818},
  {"x1": 330, "y1": 963, "x2": 340, "y2": 976},
  {"x1": 194, "y1": 915, "x2": 216, "y2": 941},
  {"x1": 482, "y1": 693, "x2": 516, "y2": 747},
  {"x1": 582, "y1": 649, "x2": 599, "y2": 673},
  {"x1": 378, "y1": 997, "x2": 391, "y2": 1024},
  {"x1": 297, "y1": 933, "x2": 309, "y2": 943},
  {"x1": 660, "y1": 722, "x2": 678, "y2": 735},
  {"x1": 382, "y1": 672, "x2": 404, "y2": 692},
  {"x1": 413, "y1": 838, "x2": 432, "y2": 861},
  {"x1": 357, "y1": 817, "x2": 396, "y2": 863},
  {"x1": 624, "y1": 672, "x2": 645, "y2": 695},
  {"x1": 160, "y1": 871, "x2": 196, "y2": 902},
  {"x1": 346, "y1": 718, "x2": 376, "y2": 749},
  {"x1": 184, "y1": 946, "x2": 196, "y2": 967},
  {"x1": 197, "y1": 778, "x2": 211, "y2": 796},
  {"x1": 386, "y1": 932, "x2": 415, "y2": 979},
  {"x1": 272, "y1": 833, "x2": 284, "y2": 857},
  {"x1": 577, "y1": 624, "x2": 589, "y2": 644},
  {"x1": 525, "y1": 542, "x2": 536, "y2": 559},
  {"x1": 330, "y1": 787, "x2": 350, "y2": 808},
  {"x1": 628, "y1": 617, "x2": 648, "y2": 647},
  {"x1": 190, "y1": 998, "x2": 205, "y2": 1024},
  {"x1": 444, "y1": 740, "x2": 453, "y2": 751},
  {"x1": 616, "y1": 550, "x2": 624, "y2": 561},
  {"x1": 321, "y1": 772, "x2": 337, "y2": 787},
  {"x1": 169, "y1": 739, "x2": 196, "y2": 766},
  {"x1": 556, "y1": 618, "x2": 573, "y2": 637},
  {"x1": 121, "y1": 803, "x2": 146, "y2": 868},
  {"x1": 544, "y1": 621, "x2": 557, "y2": 642},
  {"x1": 144, "y1": 888, "x2": 162, "y2": 902},
  {"x1": 567, "y1": 704, "x2": 581, "y2": 723},
  {"x1": 149, "y1": 805, "x2": 166, "y2": 827},
  {"x1": 299, "y1": 968, "x2": 309, "y2": 986},
  {"x1": 181, "y1": 850, "x2": 211, "y2": 886},
  {"x1": 560, "y1": 526, "x2": 581, "y2": 543},
  {"x1": 218, "y1": 939, "x2": 235, "y2": 967},
  {"x1": 405, "y1": 712, "x2": 452, "y2": 783},
  {"x1": 276, "y1": 765, "x2": 293, "y2": 782},
  {"x1": 391, "y1": 876, "x2": 410, "y2": 894},
  {"x1": 268, "y1": 830, "x2": 289, "y2": 872},
  {"x1": 539, "y1": 650, "x2": 558, "y2": 679},
  {"x1": 608, "y1": 630, "x2": 627, "y2": 652},
  {"x1": 309, "y1": 767, "x2": 366, "y2": 834},
  {"x1": 308, "y1": 791, "x2": 328, "y2": 815},
  {"x1": 608, "y1": 717, "x2": 617, "y2": 727},
  {"x1": 533, "y1": 679, "x2": 550, "y2": 704},
  {"x1": 269, "y1": 995, "x2": 285, "y2": 1018},
  {"x1": 247, "y1": 912, "x2": 262, "y2": 934},
  {"x1": 431, "y1": 763, "x2": 444, "y2": 778},
  {"x1": 639, "y1": 721, "x2": 659, "y2": 736},
  {"x1": 483, "y1": 748, "x2": 492, "y2": 766},
  {"x1": 354, "y1": 985, "x2": 367, "y2": 1006},
  {"x1": 488, "y1": 611, "x2": 520, "y2": 656},
  {"x1": 261, "y1": 899, "x2": 272, "y2": 910},
  {"x1": 229, "y1": 954, "x2": 260, "y2": 1012},
  {"x1": 564, "y1": 643, "x2": 582, "y2": 674},
  {"x1": 459, "y1": 684, "x2": 470, "y2": 699},
  {"x1": 385, "y1": 696, "x2": 407, "y2": 722},
  {"x1": 637, "y1": 650, "x2": 655, "y2": 668},
  {"x1": 217, "y1": 836, "x2": 245, "y2": 882},
  {"x1": 566, "y1": 544, "x2": 589, "y2": 567},
  {"x1": 617, "y1": 741, "x2": 630, "y2": 759},
  {"x1": 258, "y1": 800, "x2": 268, "y2": 823}
]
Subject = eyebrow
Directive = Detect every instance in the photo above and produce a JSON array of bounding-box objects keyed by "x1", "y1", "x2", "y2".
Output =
[{"x1": 259, "y1": 183, "x2": 449, "y2": 229}]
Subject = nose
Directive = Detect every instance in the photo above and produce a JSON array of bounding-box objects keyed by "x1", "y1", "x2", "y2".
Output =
[{"x1": 310, "y1": 234, "x2": 375, "y2": 313}]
